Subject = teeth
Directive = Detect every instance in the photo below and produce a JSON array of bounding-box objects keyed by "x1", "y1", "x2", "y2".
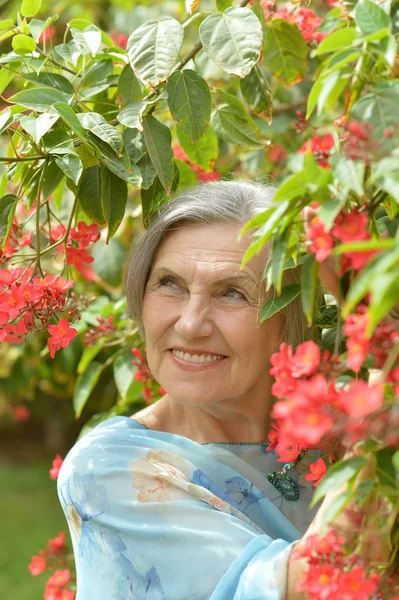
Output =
[{"x1": 172, "y1": 350, "x2": 223, "y2": 363}]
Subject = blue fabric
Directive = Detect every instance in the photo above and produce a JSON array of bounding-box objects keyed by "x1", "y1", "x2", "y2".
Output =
[{"x1": 58, "y1": 416, "x2": 317, "y2": 600}]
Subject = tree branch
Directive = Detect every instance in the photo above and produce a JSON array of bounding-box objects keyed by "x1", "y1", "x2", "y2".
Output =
[{"x1": 0, "y1": 155, "x2": 47, "y2": 162}]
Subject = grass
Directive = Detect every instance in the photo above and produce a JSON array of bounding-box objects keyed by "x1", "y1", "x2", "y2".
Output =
[{"x1": 0, "y1": 461, "x2": 71, "y2": 600}]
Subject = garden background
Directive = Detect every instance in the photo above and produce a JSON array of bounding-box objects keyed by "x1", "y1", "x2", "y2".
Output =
[{"x1": 1, "y1": 0, "x2": 398, "y2": 598}]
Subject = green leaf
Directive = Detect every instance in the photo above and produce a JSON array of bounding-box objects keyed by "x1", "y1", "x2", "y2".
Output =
[
  {"x1": 23, "y1": 72, "x2": 74, "y2": 96},
  {"x1": 12, "y1": 34, "x2": 36, "y2": 55},
  {"x1": 42, "y1": 160, "x2": 64, "y2": 201},
  {"x1": 301, "y1": 254, "x2": 319, "y2": 325},
  {"x1": 260, "y1": 284, "x2": 301, "y2": 323},
  {"x1": 211, "y1": 90, "x2": 264, "y2": 148},
  {"x1": 368, "y1": 270, "x2": 399, "y2": 333},
  {"x1": 307, "y1": 69, "x2": 349, "y2": 119},
  {"x1": 176, "y1": 125, "x2": 218, "y2": 171},
  {"x1": 142, "y1": 115, "x2": 175, "y2": 192},
  {"x1": 42, "y1": 129, "x2": 76, "y2": 156},
  {"x1": 393, "y1": 451, "x2": 399, "y2": 472},
  {"x1": 264, "y1": 19, "x2": 308, "y2": 86},
  {"x1": 216, "y1": 0, "x2": 232, "y2": 9},
  {"x1": 52, "y1": 102, "x2": 91, "y2": 149},
  {"x1": 54, "y1": 40, "x2": 81, "y2": 67},
  {"x1": 55, "y1": 155, "x2": 83, "y2": 185},
  {"x1": 89, "y1": 135, "x2": 142, "y2": 187},
  {"x1": 351, "y1": 82, "x2": 399, "y2": 137},
  {"x1": 8, "y1": 87, "x2": 68, "y2": 112},
  {"x1": 376, "y1": 448, "x2": 397, "y2": 488},
  {"x1": 166, "y1": 70, "x2": 211, "y2": 143},
  {"x1": 242, "y1": 201, "x2": 291, "y2": 263},
  {"x1": 78, "y1": 166, "x2": 105, "y2": 224},
  {"x1": 68, "y1": 18, "x2": 114, "y2": 47},
  {"x1": 240, "y1": 65, "x2": 272, "y2": 122},
  {"x1": 141, "y1": 166, "x2": 179, "y2": 227},
  {"x1": 77, "y1": 112, "x2": 123, "y2": 155},
  {"x1": 273, "y1": 172, "x2": 307, "y2": 203},
  {"x1": 77, "y1": 343, "x2": 104, "y2": 375},
  {"x1": 117, "y1": 102, "x2": 150, "y2": 130},
  {"x1": 0, "y1": 107, "x2": 13, "y2": 134},
  {"x1": 113, "y1": 351, "x2": 138, "y2": 401},
  {"x1": 73, "y1": 361, "x2": 103, "y2": 418},
  {"x1": 137, "y1": 152, "x2": 156, "y2": 189},
  {"x1": 316, "y1": 27, "x2": 358, "y2": 55},
  {"x1": 319, "y1": 489, "x2": 355, "y2": 534},
  {"x1": 175, "y1": 159, "x2": 197, "y2": 189},
  {"x1": 92, "y1": 238, "x2": 126, "y2": 287},
  {"x1": 311, "y1": 456, "x2": 368, "y2": 506},
  {"x1": 20, "y1": 112, "x2": 59, "y2": 144},
  {"x1": 71, "y1": 25, "x2": 102, "y2": 57},
  {"x1": 0, "y1": 194, "x2": 17, "y2": 249},
  {"x1": 101, "y1": 167, "x2": 128, "y2": 241},
  {"x1": 0, "y1": 20, "x2": 13, "y2": 31},
  {"x1": 199, "y1": 7, "x2": 262, "y2": 77},
  {"x1": 265, "y1": 236, "x2": 288, "y2": 294},
  {"x1": 79, "y1": 59, "x2": 113, "y2": 89},
  {"x1": 117, "y1": 64, "x2": 142, "y2": 106},
  {"x1": 123, "y1": 128, "x2": 145, "y2": 163},
  {"x1": 0, "y1": 67, "x2": 18, "y2": 95},
  {"x1": 127, "y1": 17, "x2": 184, "y2": 86},
  {"x1": 334, "y1": 157, "x2": 365, "y2": 196},
  {"x1": 355, "y1": 0, "x2": 391, "y2": 37},
  {"x1": 21, "y1": 0, "x2": 42, "y2": 18}
]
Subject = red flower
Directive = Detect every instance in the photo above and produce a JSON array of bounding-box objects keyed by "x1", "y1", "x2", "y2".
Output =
[
  {"x1": 47, "y1": 318, "x2": 78, "y2": 358},
  {"x1": 297, "y1": 563, "x2": 339, "y2": 599},
  {"x1": 46, "y1": 569, "x2": 70, "y2": 587},
  {"x1": 304, "y1": 458, "x2": 327, "y2": 486},
  {"x1": 13, "y1": 405, "x2": 31, "y2": 421},
  {"x1": 337, "y1": 380, "x2": 384, "y2": 417},
  {"x1": 47, "y1": 532, "x2": 66, "y2": 552},
  {"x1": 291, "y1": 341, "x2": 321, "y2": 377},
  {"x1": 70, "y1": 222, "x2": 100, "y2": 249},
  {"x1": 109, "y1": 31, "x2": 128, "y2": 50},
  {"x1": 332, "y1": 210, "x2": 369, "y2": 244},
  {"x1": 268, "y1": 144, "x2": 288, "y2": 164},
  {"x1": 49, "y1": 454, "x2": 64, "y2": 480},
  {"x1": 305, "y1": 216, "x2": 334, "y2": 263},
  {"x1": 28, "y1": 555, "x2": 47, "y2": 576},
  {"x1": 334, "y1": 567, "x2": 378, "y2": 600},
  {"x1": 300, "y1": 134, "x2": 334, "y2": 168}
]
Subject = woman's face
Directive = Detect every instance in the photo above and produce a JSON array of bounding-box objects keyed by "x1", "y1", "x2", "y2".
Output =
[{"x1": 142, "y1": 222, "x2": 282, "y2": 408}]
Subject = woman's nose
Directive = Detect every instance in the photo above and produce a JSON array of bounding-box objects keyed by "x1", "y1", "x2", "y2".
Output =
[{"x1": 174, "y1": 295, "x2": 214, "y2": 339}]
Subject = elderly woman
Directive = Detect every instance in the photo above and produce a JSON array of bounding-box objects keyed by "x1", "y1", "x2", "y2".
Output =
[{"x1": 57, "y1": 181, "x2": 339, "y2": 599}]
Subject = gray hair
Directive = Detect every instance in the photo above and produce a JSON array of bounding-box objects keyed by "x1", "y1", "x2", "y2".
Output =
[{"x1": 124, "y1": 180, "x2": 321, "y2": 348}]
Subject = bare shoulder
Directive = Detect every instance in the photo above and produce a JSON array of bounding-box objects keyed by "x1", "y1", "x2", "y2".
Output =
[{"x1": 130, "y1": 400, "x2": 166, "y2": 431}]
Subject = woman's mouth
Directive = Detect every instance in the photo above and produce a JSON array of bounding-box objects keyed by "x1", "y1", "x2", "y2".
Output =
[{"x1": 168, "y1": 349, "x2": 226, "y2": 370}]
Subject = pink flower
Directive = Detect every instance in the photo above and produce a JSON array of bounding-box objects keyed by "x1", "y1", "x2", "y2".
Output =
[
  {"x1": 304, "y1": 458, "x2": 327, "y2": 486},
  {"x1": 305, "y1": 216, "x2": 334, "y2": 263},
  {"x1": 46, "y1": 569, "x2": 70, "y2": 587},
  {"x1": 334, "y1": 567, "x2": 378, "y2": 600},
  {"x1": 47, "y1": 532, "x2": 65, "y2": 552},
  {"x1": 291, "y1": 341, "x2": 321, "y2": 377},
  {"x1": 50, "y1": 454, "x2": 64, "y2": 480}
]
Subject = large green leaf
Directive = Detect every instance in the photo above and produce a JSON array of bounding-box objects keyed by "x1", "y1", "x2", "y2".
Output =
[
  {"x1": 265, "y1": 235, "x2": 287, "y2": 294},
  {"x1": 177, "y1": 125, "x2": 218, "y2": 171},
  {"x1": 113, "y1": 351, "x2": 139, "y2": 401},
  {"x1": 211, "y1": 91, "x2": 265, "y2": 148},
  {"x1": 368, "y1": 270, "x2": 399, "y2": 333},
  {"x1": 0, "y1": 67, "x2": 17, "y2": 95},
  {"x1": 42, "y1": 160, "x2": 64, "y2": 200},
  {"x1": 52, "y1": 102, "x2": 90, "y2": 149},
  {"x1": 88, "y1": 135, "x2": 142, "y2": 187},
  {"x1": 77, "y1": 112, "x2": 123, "y2": 155},
  {"x1": 0, "y1": 107, "x2": 16, "y2": 134},
  {"x1": 0, "y1": 194, "x2": 17, "y2": 249},
  {"x1": 199, "y1": 7, "x2": 262, "y2": 77},
  {"x1": 142, "y1": 115, "x2": 175, "y2": 192},
  {"x1": 7, "y1": 87, "x2": 68, "y2": 112},
  {"x1": 127, "y1": 17, "x2": 184, "y2": 86},
  {"x1": 117, "y1": 64, "x2": 142, "y2": 107},
  {"x1": 78, "y1": 166, "x2": 105, "y2": 224},
  {"x1": 355, "y1": 0, "x2": 391, "y2": 37},
  {"x1": 137, "y1": 152, "x2": 156, "y2": 189},
  {"x1": 20, "y1": 112, "x2": 59, "y2": 144},
  {"x1": 23, "y1": 72, "x2": 74, "y2": 96},
  {"x1": 123, "y1": 128, "x2": 145, "y2": 163},
  {"x1": 101, "y1": 167, "x2": 128, "y2": 241},
  {"x1": 79, "y1": 59, "x2": 113, "y2": 89},
  {"x1": 307, "y1": 69, "x2": 350, "y2": 118},
  {"x1": 73, "y1": 361, "x2": 103, "y2": 418},
  {"x1": 351, "y1": 82, "x2": 399, "y2": 136},
  {"x1": 166, "y1": 70, "x2": 211, "y2": 143},
  {"x1": 264, "y1": 19, "x2": 308, "y2": 86},
  {"x1": 55, "y1": 155, "x2": 83, "y2": 185},
  {"x1": 92, "y1": 238, "x2": 126, "y2": 287},
  {"x1": 260, "y1": 284, "x2": 301, "y2": 323},
  {"x1": 311, "y1": 456, "x2": 368, "y2": 506},
  {"x1": 70, "y1": 25, "x2": 102, "y2": 57},
  {"x1": 316, "y1": 27, "x2": 358, "y2": 55},
  {"x1": 240, "y1": 65, "x2": 272, "y2": 122},
  {"x1": 117, "y1": 101, "x2": 151, "y2": 130},
  {"x1": 141, "y1": 166, "x2": 179, "y2": 227},
  {"x1": 21, "y1": 0, "x2": 42, "y2": 18}
]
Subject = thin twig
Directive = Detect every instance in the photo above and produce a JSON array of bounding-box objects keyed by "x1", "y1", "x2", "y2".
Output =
[
  {"x1": 0, "y1": 155, "x2": 47, "y2": 162},
  {"x1": 35, "y1": 46, "x2": 77, "y2": 76}
]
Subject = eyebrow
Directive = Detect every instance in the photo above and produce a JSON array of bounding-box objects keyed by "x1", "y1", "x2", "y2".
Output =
[{"x1": 151, "y1": 266, "x2": 257, "y2": 286}]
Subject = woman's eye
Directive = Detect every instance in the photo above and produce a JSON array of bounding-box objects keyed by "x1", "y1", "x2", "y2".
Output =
[
  {"x1": 223, "y1": 288, "x2": 246, "y2": 300},
  {"x1": 159, "y1": 277, "x2": 178, "y2": 289}
]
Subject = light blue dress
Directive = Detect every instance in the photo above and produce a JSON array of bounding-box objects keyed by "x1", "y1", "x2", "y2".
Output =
[{"x1": 57, "y1": 416, "x2": 318, "y2": 600}]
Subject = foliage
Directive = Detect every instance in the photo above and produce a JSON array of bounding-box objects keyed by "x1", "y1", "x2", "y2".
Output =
[{"x1": 0, "y1": 0, "x2": 399, "y2": 598}]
